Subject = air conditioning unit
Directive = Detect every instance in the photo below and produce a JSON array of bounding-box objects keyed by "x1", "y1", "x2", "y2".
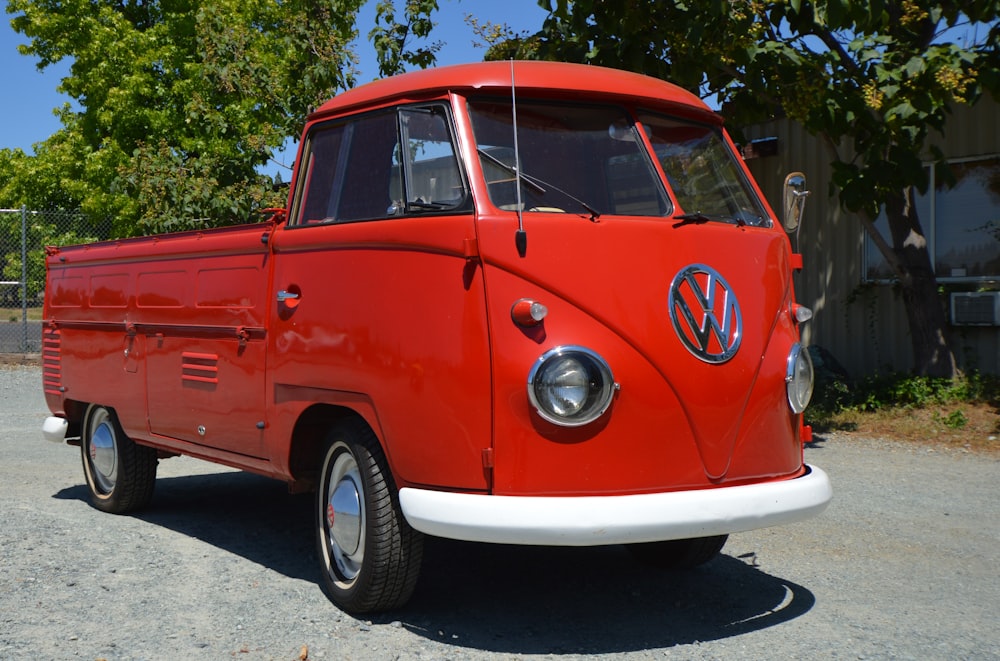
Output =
[{"x1": 950, "y1": 292, "x2": 1000, "y2": 326}]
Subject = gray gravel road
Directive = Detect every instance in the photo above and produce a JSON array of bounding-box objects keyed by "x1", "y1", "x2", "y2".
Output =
[{"x1": 2, "y1": 364, "x2": 998, "y2": 660}]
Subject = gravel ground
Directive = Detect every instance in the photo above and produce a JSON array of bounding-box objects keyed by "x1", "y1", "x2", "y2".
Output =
[{"x1": 2, "y1": 364, "x2": 998, "y2": 660}]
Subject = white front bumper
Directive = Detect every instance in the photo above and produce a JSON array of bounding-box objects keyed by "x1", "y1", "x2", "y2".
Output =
[{"x1": 399, "y1": 464, "x2": 831, "y2": 546}]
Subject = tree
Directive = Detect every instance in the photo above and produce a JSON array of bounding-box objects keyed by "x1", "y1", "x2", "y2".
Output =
[
  {"x1": 370, "y1": 0, "x2": 442, "y2": 77},
  {"x1": 0, "y1": 143, "x2": 103, "y2": 298},
  {"x1": 466, "y1": 13, "x2": 543, "y2": 61},
  {"x1": 4, "y1": 0, "x2": 441, "y2": 236},
  {"x1": 516, "y1": 0, "x2": 1000, "y2": 378}
]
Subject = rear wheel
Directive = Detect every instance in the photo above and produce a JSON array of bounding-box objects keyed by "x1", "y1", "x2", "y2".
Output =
[
  {"x1": 626, "y1": 535, "x2": 728, "y2": 569},
  {"x1": 81, "y1": 405, "x2": 158, "y2": 513},
  {"x1": 316, "y1": 418, "x2": 423, "y2": 614}
]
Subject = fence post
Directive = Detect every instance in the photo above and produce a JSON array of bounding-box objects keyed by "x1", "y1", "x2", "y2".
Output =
[{"x1": 20, "y1": 205, "x2": 29, "y2": 351}]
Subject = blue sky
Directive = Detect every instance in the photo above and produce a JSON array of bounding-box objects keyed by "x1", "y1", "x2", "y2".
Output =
[{"x1": 0, "y1": 0, "x2": 549, "y2": 159}]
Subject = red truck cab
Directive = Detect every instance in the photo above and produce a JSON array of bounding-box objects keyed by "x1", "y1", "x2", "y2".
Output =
[{"x1": 42, "y1": 61, "x2": 830, "y2": 614}]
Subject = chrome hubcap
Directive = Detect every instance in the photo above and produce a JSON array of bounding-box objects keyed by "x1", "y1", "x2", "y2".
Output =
[
  {"x1": 329, "y1": 475, "x2": 362, "y2": 555},
  {"x1": 323, "y1": 448, "x2": 364, "y2": 583},
  {"x1": 88, "y1": 412, "x2": 118, "y2": 494}
]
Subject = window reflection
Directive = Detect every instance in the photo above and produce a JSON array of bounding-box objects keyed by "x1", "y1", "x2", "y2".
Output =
[
  {"x1": 935, "y1": 157, "x2": 1000, "y2": 278},
  {"x1": 640, "y1": 113, "x2": 769, "y2": 227},
  {"x1": 469, "y1": 99, "x2": 670, "y2": 216},
  {"x1": 291, "y1": 105, "x2": 467, "y2": 226},
  {"x1": 864, "y1": 156, "x2": 1000, "y2": 281}
]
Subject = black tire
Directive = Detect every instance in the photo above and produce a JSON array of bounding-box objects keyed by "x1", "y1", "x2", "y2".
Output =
[
  {"x1": 81, "y1": 405, "x2": 158, "y2": 514},
  {"x1": 626, "y1": 534, "x2": 728, "y2": 569},
  {"x1": 316, "y1": 418, "x2": 423, "y2": 614}
]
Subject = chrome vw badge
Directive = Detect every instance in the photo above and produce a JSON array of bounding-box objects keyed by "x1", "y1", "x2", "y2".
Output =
[{"x1": 668, "y1": 264, "x2": 742, "y2": 363}]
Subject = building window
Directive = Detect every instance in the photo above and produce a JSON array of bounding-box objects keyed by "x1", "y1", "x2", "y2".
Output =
[{"x1": 864, "y1": 155, "x2": 1000, "y2": 282}]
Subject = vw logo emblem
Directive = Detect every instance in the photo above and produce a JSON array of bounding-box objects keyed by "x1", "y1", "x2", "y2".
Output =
[{"x1": 668, "y1": 264, "x2": 742, "y2": 363}]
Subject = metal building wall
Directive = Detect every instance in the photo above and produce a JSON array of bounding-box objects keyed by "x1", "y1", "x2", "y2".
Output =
[{"x1": 741, "y1": 97, "x2": 1000, "y2": 379}]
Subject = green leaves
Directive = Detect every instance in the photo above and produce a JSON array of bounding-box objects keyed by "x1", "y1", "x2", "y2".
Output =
[
  {"x1": 370, "y1": 0, "x2": 442, "y2": 78},
  {"x1": 529, "y1": 0, "x2": 1000, "y2": 215},
  {"x1": 4, "y1": 0, "x2": 367, "y2": 235},
  {"x1": 3, "y1": 0, "x2": 453, "y2": 235}
]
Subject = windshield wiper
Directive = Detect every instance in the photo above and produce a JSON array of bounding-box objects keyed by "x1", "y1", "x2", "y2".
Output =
[
  {"x1": 672, "y1": 212, "x2": 711, "y2": 227},
  {"x1": 477, "y1": 148, "x2": 602, "y2": 222},
  {"x1": 477, "y1": 148, "x2": 544, "y2": 195},
  {"x1": 407, "y1": 200, "x2": 451, "y2": 211},
  {"x1": 673, "y1": 211, "x2": 748, "y2": 228}
]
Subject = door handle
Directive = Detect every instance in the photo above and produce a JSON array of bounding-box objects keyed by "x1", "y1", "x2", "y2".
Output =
[{"x1": 276, "y1": 290, "x2": 300, "y2": 302}]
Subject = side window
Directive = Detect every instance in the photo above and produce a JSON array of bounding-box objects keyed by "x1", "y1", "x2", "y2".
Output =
[
  {"x1": 397, "y1": 107, "x2": 466, "y2": 211},
  {"x1": 292, "y1": 105, "x2": 467, "y2": 226},
  {"x1": 297, "y1": 125, "x2": 347, "y2": 224},
  {"x1": 295, "y1": 111, "x2": 400, "y2": 224},
  {"x1": 338, "y1": 113, "x2": 402, "y2": 220}
]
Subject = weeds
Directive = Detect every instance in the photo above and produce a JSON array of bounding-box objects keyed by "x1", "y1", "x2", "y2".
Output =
[
  {"x1": 808, "y1": 371, "x2": 1000, "y2": 450},
  {"x1": 932, "y1": 409, "x2": 969, "y2": 430},
  {"x1": 812, "y1": 371, "x2": 998, "y2": 414}
]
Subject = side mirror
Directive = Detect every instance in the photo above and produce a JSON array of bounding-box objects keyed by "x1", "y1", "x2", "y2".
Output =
[{"x1": 782, "y1": 172, "x2": 810, "y2": 232}]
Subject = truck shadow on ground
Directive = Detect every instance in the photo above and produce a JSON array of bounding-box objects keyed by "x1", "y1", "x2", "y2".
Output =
[
  {"x1": 56, "y1": 470, "x2": 816, "y2": 655},
  {"x1": 399, "y1": 539, "x2": 815, "y2": 654}
]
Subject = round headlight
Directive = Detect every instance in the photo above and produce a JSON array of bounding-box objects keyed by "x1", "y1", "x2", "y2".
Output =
[
  {"x1": 527, "y1": 346, "x2": 615, "y2": 427},
  {"x1": 786, "y1": 343, "x2": 814, "y2": 414}
]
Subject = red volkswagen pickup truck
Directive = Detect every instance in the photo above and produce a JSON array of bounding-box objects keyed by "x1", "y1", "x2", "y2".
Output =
[{"x1": 41, "y1": 61, "x2": 830, "y2": 614}]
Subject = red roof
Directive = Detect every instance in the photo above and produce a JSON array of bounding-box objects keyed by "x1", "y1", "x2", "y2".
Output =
[{"x1": 311, "y1": 60, "x2": 717, "y2": 123}]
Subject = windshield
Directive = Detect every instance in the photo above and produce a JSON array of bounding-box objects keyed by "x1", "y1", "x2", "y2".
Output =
[
  {"x1": 639, "y1": 113, "x2": 770, "y2": 227},
  {"x1": 468, "y1": 99, "x2": 670, "y2": 217}
]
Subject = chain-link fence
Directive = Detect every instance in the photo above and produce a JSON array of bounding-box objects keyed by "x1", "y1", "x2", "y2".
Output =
[{"x1": 1, "y1": 207, "x2": 99, "y2": 354}]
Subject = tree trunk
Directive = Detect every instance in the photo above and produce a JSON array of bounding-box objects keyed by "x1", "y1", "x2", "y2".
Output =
[{"x1": 883, "y1": 187, "x2": 958, "y2": 378}]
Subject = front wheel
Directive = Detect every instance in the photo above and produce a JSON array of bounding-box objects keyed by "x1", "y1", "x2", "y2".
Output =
[
  {"x1": 626, "y1": 535, "x2": 728, "y2": 569},
  {"x1": 316, "y1": 418, "x2": 423, "y2": 614},
  {"x1": 81, "y1": 405, "x2": 158, "y2": 513}
]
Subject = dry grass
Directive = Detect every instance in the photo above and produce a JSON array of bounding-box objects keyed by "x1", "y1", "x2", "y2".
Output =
[
  {"x1": 1, "y1": 306, "x2": 44, "y2": 322},
  {"x1": 810, "y1": 401, "x2": 1000, "y2": 455}
]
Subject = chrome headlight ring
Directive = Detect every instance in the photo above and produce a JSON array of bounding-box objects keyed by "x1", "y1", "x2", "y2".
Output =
[
  {"x1": 527, "y1": 346, "x2": 616, "y2": 427},
  {"x1": 786, "y1": 343, "x2": 814, "y2": 414}
]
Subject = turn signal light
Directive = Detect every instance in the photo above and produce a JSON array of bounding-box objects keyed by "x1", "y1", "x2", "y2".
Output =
[{"x1": 511, "y1": 298, "x2": 548, "y2": 327}]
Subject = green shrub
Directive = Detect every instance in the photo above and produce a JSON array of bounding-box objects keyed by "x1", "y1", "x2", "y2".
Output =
[
  {"x1": 932, "y1": 409, "x2": 969, "y2": 430},
  {"x1": 811, "y1": 371, "x2": 999, "y2": 415}
]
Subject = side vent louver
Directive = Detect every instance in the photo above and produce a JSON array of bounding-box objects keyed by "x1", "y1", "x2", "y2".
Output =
[
  {"x1": 182, "y1": 351, "x2": 220, "y2": 384},
  {"x1": 42, "y1": 326, "x2": 63, "y2": 396}
]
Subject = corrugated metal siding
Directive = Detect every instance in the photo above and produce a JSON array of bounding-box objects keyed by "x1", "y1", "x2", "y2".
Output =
[
  {"x1": 930, "y1": 100, "x2": 1000, "y2": 158},
  {"x1": 741, "y1": 97, "x2": 1000, "y2": 379}
]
